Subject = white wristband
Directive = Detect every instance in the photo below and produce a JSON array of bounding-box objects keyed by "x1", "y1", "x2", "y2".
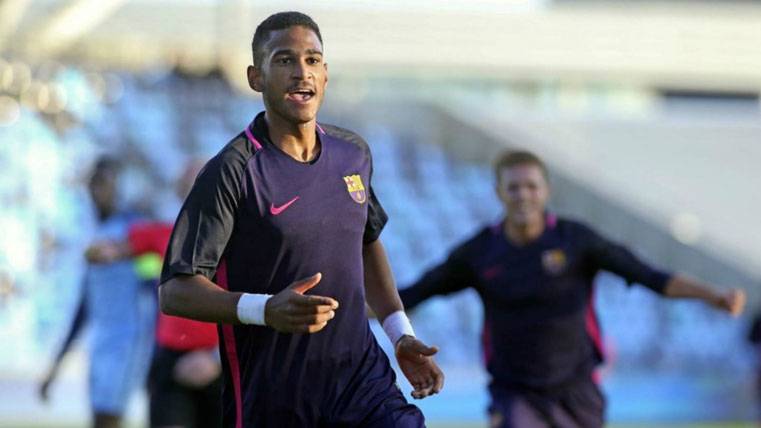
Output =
[
  {"x1": 237, "y1": 293, "x2": 272, "y2": 325},
  {"x1": 382, "y1": 310, "x2": 415, "y2": 346}
]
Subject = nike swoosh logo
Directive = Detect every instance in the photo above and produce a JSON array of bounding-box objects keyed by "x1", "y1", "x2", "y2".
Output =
[{"x1": 270, "y1": 196, "x2": 300, "y2": 215}]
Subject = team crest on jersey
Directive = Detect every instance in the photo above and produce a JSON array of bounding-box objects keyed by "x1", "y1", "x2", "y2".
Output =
[
  {"x1": 542, "y1": 249, "x2": 567, "y2": 275},
  {"x1": 343, "y1": 174, "x2": 366, "y2": 204}
]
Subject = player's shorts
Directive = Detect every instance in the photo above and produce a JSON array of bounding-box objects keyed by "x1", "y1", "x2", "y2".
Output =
[
  {"x1": 487, "y1": 376, "x2": 605, "y2": 428},
  {"x1": 242, "y1": 343, "x2": 425, "y2": 428},
  {"x1": 148, "y1": 346, "x2": 222, "y2": 428},
  {"x1": 88, "y1": 283, "x2": 156, "y2": 415}
]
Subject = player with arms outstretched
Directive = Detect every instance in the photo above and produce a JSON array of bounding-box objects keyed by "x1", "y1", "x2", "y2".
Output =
[{"x1": 400, "y1": 150, "x2": 744, "y2": 428}]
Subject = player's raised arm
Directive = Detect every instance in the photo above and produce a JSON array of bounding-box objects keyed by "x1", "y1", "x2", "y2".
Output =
[
  {"x1": 363, "y1": 239, "x2": 445, "y2": 399},
  {"x1": 663, "y1": 275, "x2": 745, "y2": 316},
  {"x1": 584, "y1": 222, "x2": 745, "y2": 316}
]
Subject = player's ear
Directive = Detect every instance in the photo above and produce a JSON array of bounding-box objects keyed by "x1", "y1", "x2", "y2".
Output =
[
  {"x1": 247, "y1": 65, "x2": 264, "y2": 93},
  {"x1": 495, "y1": 181, "x2": 508, "y2": 204},
  {"x1": 323, "y1": 62, "x2": 329, "y2": 87},
  {"x1": 542, "y1": 175, "x2": 551, "y2": 200}
]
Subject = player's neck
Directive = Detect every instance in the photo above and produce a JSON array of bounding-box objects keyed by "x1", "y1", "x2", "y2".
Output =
[
  {"x1": 97, "y1": 207, "x2": 115, "y2": 222},
  {"x1": 265, "y1": 112, "x2": 320, "y2": 163},
  {"x1": 504, "y1": 219, "x2": 545, "y2": 246}
]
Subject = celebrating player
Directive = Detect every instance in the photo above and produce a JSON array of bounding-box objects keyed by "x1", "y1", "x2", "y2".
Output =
[
  {"x1": 400, "y1": 149, "x2": 745, "y2": 428},
  {"x1": 158, "y1": 11, "x2": 443, "y2": 428}
]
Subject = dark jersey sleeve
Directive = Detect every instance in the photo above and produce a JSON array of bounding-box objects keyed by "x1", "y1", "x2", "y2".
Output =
[
  {"x1": 160, "y1": 146, "x2": 248, "y2": 283},
  {"x1": 364, "y1": 185, "x2": 388, "y2": 243},
  {"x1": 400, "y1": 244, "x2": 479, "y2": 311},
  {"x1": 578, "y1": 222, "x2": 672, "y2": 294}
]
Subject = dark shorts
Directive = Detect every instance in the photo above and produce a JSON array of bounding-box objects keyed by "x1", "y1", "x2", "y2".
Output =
[
  {"x1": 148, "y1": 346, "x2": 223, "y2": 428},
  {"x1": 240, "y1": 345, "x2": 425, "y2": 428},
  {"x1": 488, "y1": 377, "x2": 605, "y2": 428},
  {"x1": 247, "y1": 382, "x2": 423, "y2": 428}
]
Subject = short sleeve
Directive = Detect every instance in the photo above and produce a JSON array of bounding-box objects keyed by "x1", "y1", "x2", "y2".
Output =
[
  {"x1": 363, "y1": 185, "x2": 388, "y2": 243},
  {"x1": 362, "y1": 140, "x2": 387, "y2": 244},
  {"x1": 160, "y1": 148, "x2": 247, "y2": 284},
  {"x1": 579, "y1": 222, "x2": 672, "y2": 294}
]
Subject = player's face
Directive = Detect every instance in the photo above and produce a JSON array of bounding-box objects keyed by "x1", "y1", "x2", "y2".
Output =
[
  {"x1": 497, "y1": 164, "x2": 549, "y2": 227},
  {"x1": 248, "y1": 26, "x2": 328, "y2": 125},
  {"x1": 89, "y1": 171, "x2": 118, "y2": 216}
]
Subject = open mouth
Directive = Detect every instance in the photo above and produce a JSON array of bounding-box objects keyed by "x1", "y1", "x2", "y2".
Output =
[{"x1": 287, "y1": 88, "x2": 315, "y2": 102}]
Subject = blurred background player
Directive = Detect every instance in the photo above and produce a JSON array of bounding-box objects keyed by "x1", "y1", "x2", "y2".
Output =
[
  {"x1": 38, "y1": 157, "x2": 156, "y2": 428},
  {"x1": 400, "y1": 149, "x2": 746, "y2": 428},
  {"x1": 87, "y1": 159, "x2": 223, "y2": 428}
]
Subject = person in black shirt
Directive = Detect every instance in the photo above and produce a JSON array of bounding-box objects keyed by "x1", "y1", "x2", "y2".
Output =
[
  {"x1": 400, "y1": 149, "x2": 745, "y2": 428},
  {"x1": 158, "y1": 11, "x2": 443, "y2": 428}
]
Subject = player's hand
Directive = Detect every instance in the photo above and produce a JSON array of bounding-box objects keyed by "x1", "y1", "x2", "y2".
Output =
[
  {"x1": 395, "y1": 335, "x2": 444, "y2": 399},
  {"x1": 264, "y1": 273, "x2": 339, "y2": 334},
  {"x1": 38, "y1": 376, "x2": 53, "y2": 403},
  {"x1": 713, "y1": 288, "x2": 746, "y2": 316},
  {"x1": 173, "y1": 350, "x2": 221, "y2": 388},
  {"x1": 84, "y1": 241, "x2": 123, "y2": 264}
]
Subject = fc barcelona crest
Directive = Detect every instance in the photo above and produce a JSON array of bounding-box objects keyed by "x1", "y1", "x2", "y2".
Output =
[
  {"x1": 343, "y1": 174, "x2": 367, "y2": 204},
  {"x1": 541, "y1": 249, "x2": 567, "y2": 275}
]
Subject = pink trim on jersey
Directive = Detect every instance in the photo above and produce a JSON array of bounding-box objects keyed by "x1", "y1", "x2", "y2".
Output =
[
  {"x1": 481, "y1": 321, "x2": 494, "y2": 367},
  {"x1": 316, "y1": 123, "x2": 325, "y2": 134},
  {"x1": 546, "y1": 213, "x2": 557, "y2": 229},
  {"x1": 482, "y1": 265, "x2": 503, "y2": 281},
  {"x1": 585, "y1": 287, "x2": 605, "y2": 384},
  {"x1": 245, "y1": 125, "x2": 262, "y2": 150},
  {"x1": 216, "y1": 260, "x2": 244, "y2": 428}
]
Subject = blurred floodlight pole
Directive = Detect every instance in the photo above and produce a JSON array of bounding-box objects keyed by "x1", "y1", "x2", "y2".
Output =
[
  {"x1": 30, "y1": 0, "x2": 128, "y2": 59},
  {"x1": 0, "y1": 0, "x2": 32, "y2": 51}
]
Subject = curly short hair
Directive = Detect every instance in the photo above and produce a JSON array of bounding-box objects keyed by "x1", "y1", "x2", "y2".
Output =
[{"x1": 251, "y1": 11, "x2": 323, "y2": 67}]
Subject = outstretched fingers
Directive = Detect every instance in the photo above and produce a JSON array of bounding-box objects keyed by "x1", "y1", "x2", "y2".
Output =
[{"x1": 727, "y1": 289, "x2": 746, "y2": 317}]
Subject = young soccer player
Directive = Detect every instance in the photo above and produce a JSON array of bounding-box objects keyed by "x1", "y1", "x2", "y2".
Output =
[{"x1": 158, "y1": 12, "x2": 444, "y2": 428}]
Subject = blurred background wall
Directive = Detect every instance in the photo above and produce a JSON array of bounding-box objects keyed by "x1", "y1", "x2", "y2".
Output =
[{"x1": 1, "y1": 0, "x2": 760, "y2": 426}]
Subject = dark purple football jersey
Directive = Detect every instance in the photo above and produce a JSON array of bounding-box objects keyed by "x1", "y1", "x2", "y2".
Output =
[
  {"x1": 400, "y1": 215, "x2": 672, "y2": 391},
  {"x1": 160, "y1": 112, "x2": 421, "y2": 428}
]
